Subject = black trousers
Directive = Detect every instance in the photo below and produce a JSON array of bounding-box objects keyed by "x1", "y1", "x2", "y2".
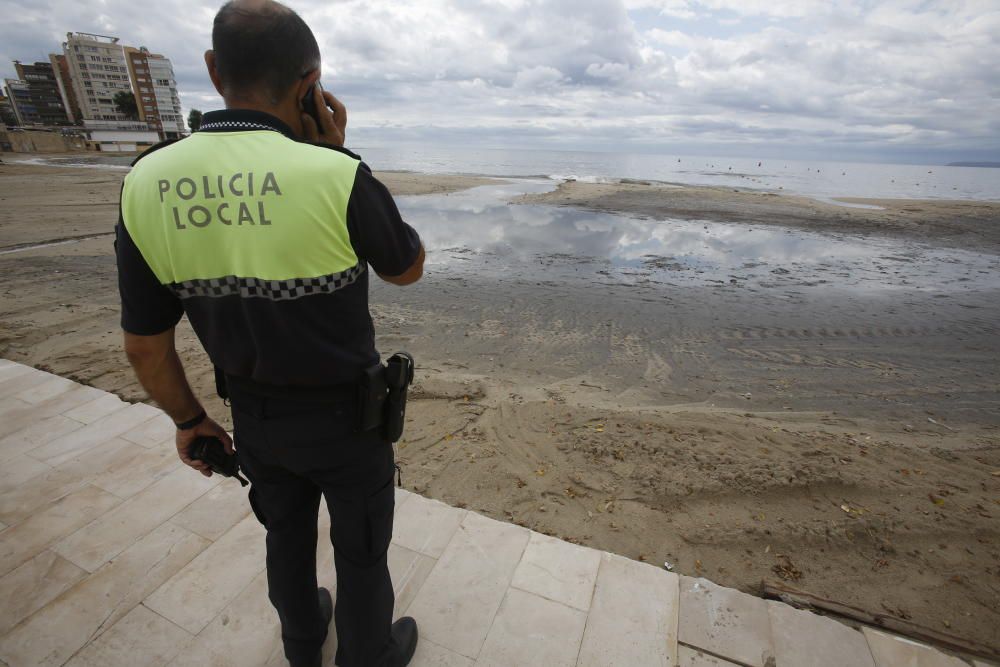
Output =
[{"x1": 231, "y1": 386, "x2": 396, "y2": 667}]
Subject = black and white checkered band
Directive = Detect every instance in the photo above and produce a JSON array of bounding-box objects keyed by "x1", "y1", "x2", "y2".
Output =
[
  {"x1": 197, "y1": 121, "x2": 280, "y2": 132},
  {"x1": 169, "y1": 264, "x2": 366, "y2": 301}
]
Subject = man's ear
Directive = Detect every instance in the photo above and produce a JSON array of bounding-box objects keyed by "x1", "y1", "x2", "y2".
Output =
[
  {"x1": 295, "y1": 68, "x2": 321, "y2": 110},
  {"x1": 205, "y1": 50, "x2": 224, "y2": 96}
]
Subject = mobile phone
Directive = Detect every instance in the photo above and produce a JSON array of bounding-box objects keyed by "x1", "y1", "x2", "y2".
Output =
[{"x1": 302, "y1": 82, "x2": 325, "y2": 131}]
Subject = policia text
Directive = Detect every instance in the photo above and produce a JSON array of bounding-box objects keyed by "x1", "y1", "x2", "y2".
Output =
[{"x1": 158, "y1": 171, "x2": 283, "y2": 229}]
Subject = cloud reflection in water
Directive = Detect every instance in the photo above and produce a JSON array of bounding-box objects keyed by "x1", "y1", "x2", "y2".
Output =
[{"x1": 394, "y1": 180, "x2": 999, "y2": 292}]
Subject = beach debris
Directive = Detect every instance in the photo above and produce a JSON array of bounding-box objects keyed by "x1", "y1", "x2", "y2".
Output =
[
  {"x1": 772, "y1": 555, "x2": 803, "y2": 581},
  {"x1": 991, "y1": 471, "x2": 1000, "y2": 477},
  {"x1": 535, "y1": 468, "x2": 546, "y2": 476},
  {"x1": 928, "y1": 494, "x2": 945, "y2": 506},
  {"x1": 743, "y1": 392, "x2": 752, "y2": 400},
  {"x1": 840, "y1": 503, "x2": 865, "y2": 516},
  {"x1": 926, "y1": 417, "x2": 956, "y2": 431},
  {"x1": 664, "y1": 561, "x2": 674, "y2": 571}
]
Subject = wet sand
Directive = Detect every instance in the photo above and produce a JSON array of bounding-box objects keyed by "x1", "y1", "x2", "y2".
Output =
[
  {"x1": 1, "y1": 159, "x2": 999, "y2": 651},
  {"x1": 516, "y1": 180, "x2": 1000, "y2": 252}
]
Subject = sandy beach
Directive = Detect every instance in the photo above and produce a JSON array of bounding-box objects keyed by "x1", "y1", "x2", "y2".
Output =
[{"x1": 1, "y1": 158, "x2": 998, "y2": 651}]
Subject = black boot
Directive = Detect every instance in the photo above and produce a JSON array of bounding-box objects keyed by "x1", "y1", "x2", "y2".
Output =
[
  {"x1": 383, "y1": 617, "x2": 418, "y2": 667},
  {"x1": 291, "y1": 588, "x2": 333, "y2": 667}
]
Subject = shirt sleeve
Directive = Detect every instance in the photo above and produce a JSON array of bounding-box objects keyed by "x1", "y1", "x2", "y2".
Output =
[
  {"x1": 346, "y1": 163, "x2": 422, "y2": 277},
  {"x1": 115, "y1": 210, "x2": 183, "y2": 336}
]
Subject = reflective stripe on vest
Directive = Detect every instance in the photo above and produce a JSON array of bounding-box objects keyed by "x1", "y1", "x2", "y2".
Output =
[{"x1": 121, "y1": 131, "x2": 361, "y2": 299}]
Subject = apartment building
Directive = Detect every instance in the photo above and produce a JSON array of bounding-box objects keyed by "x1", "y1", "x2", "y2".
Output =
[
  {"x1": 49, "y1": 53, "x2": 81, "y2": 123},
  {"x1": 62, "y1": 32, "x2": 133, "y2": 122},
  {"x1": 124, "y1": 46, "x2": 185, "y2": 139},
  {"x1": 3, "y1": 61, "x2": 71, "y2": 126},
  {"x1": 0, "y1": 93, "x2": 18, "y2": 127}
]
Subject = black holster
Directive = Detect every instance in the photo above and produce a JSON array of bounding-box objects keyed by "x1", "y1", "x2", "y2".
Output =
[
  {"x1": 383, "y1": 352, "x2": 414, "y2": 443},
  {"x1": 358, "y1": 352, "x2": 414, "y2": 442}
]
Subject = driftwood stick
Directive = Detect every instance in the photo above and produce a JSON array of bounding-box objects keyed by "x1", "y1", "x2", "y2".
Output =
[{"x1": 760, "y1": 581, "x2": 999, "y2": 661}]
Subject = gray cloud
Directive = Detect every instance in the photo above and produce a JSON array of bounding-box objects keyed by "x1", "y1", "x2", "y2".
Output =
[{"x1": 0, "y1": 0, "x2": 997, "y2": 161}]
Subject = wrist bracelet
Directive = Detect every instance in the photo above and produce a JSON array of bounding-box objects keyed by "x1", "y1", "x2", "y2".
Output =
[{"x1": 175, "y1": 410, "x2": 207, "y2": 431}]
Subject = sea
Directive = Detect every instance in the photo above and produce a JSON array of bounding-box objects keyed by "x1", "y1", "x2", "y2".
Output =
[{"x1": 21, "y1": 144, "x2": 1000, "y2": 202}]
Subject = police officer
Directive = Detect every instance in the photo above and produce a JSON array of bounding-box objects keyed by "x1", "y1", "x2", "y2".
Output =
[{"x1": 116, "y1": 1, "x2": 423, "y2": 665}]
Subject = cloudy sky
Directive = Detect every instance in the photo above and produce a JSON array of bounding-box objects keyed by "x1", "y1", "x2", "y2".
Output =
[{"x1": 2, "y1": 0, "x2": 998, "y2": 163}]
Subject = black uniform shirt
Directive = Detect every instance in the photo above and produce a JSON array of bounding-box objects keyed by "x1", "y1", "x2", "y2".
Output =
[{"x1": 116, "y1": 109, "x2": 421, "y2": 387}]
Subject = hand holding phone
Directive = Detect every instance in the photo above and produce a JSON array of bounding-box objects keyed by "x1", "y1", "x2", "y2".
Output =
[{"x1": 300, "y1": 82, "x2": 347, "y2": 147}]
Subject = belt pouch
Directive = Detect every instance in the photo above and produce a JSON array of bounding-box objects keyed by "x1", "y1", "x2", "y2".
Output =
[{"x1": 358, "y1": 362, "x2": 388, "y2": 432}]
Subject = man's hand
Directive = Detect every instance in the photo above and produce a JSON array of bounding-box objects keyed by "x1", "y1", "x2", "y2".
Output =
[
  {"x1": 301, "y1": 88, "x2": 347, "y2": 147},
  {"x1": 175, "y1": 416, "x2": 233, "y2": 477}
]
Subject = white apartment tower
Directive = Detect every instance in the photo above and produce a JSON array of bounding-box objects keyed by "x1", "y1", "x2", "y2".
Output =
[
  {"x1": 124, "y1": 47, "x2": 185, "y2": 138},
  {"x1": 62, "y1": 32, "x2": 132, "y2": 121}
]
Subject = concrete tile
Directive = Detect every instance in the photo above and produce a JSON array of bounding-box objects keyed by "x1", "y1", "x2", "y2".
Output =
[
  {"x1": 33, "y1": 402, "x2": 164, "y2": 466},
  {"x1": 679, "y1": 645, "x2": 742, "y2": 666},
  {"x1": 61, "y1": 392, "x2": 128, "y2": 424},
  {"x1": 0, "y1": 549, "x2": 87, "y2": 635},
  {"x1": 409, "y1": 639, "x2": 473, "y2": 667},
  {"x1": 0, "y1": 522, "x2": 209, "y2": 667},
  {"x1": 54, "y1": 437, "x2": 145, "y2": 479},
  {"x1": 0, "y1": 368, "x2": 51, "y2": 399},
  {"x1": 166, "y1": 570, "x2": 285, "y2": 667},
  {"x1": 477, "y1": 587, "x2": 587, "y2": 667},
  {"x1": 170, "y1": 478, "x2": 251, "y2": 540},
  {"x1": 53, "y1": 467, "x2": 218, "y2": 572},
  {"x1": 317, "y1": 498, "x2": 336, "y2": 592},
  {"x1": 0, "y1": 397, "x2": 31, "y2": 425},
  {"x1": 0, "y1": 385, "x2": 103, "y2": 436},
  {"x1": 120, "y1": 412, "x2": 175, "y2": 448},
  {"x1": 396, "y1": 486, "x2": 414, "y2": 508},
  {"x1": 392, "y1": 493, "x2": 466, "y2": 558},
  {"x1": 0, "y1": 484, "x2": 120, "y2": 577},
  {"x1": 64, "y1": 604, "x2": 194, "y2": 667},
  {"x1": 15, "y1": 374, "x2": 78, "y2": 405},
  {"x1": 862, "y1": 627, "x2": 969, "y2": 667},
  {"x1": 405, "y1": 511, "x2": 530, "y2": 658},
  {"x1": 678, "y1": 576, "x2": 775, "y2": 667},
  {"x1": 0, "y1": 467, "x2": 87, "y2": 525},
  {"x1": 388, "y1": 542, "x2": 437, "y2": 619},
  {"x1": 0, "y1": 414, "x2": 85, "y2": 464},
  {"x1": 0, "y1": 454, "x2": 51, "y2": 495},
  {"x1": 768, "y1": 601, "x2": 875, "y2": 667},
  {"x1": 0, "y1": 362, "x2": 34, "y2": 383},
  {"x1": 84, "y1": 440, "x2": 181, "y2": 499},
  {"x1": 577, "y1": 553, "x2": 680, "y2": 667},
  {"x1": 145, "y1": 513, "x2": 266, "y2": 634},
  {"x1": 511, "y1": 530, "x2": 601, "y2": 612}
]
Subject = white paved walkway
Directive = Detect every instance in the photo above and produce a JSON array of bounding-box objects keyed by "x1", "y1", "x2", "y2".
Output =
[{"x1": 0, "y1": 360, "x2": 993, "y2": 667}]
